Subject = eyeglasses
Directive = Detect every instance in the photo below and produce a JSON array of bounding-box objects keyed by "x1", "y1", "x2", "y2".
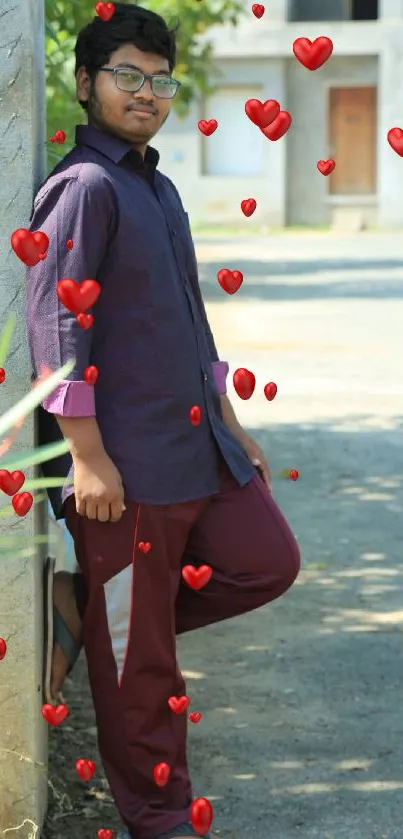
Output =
[{"x1": 99, "y1": 66, "x2": 181, "y2": 99}]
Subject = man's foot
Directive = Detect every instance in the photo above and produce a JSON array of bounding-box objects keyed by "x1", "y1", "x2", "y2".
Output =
[{"x1": 50, "y1": 571, "x2": 82, "y2": 701}]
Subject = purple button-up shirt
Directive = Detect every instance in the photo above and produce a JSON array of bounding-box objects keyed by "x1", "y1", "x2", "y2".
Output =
[{"x1": 26, "y1": 123, "x2": 254, "y2": 519}]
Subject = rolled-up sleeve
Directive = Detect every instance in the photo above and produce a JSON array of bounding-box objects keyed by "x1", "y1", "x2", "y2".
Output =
[{"x1": 26, "y1": 172, "x2": 117, "y2": 416}]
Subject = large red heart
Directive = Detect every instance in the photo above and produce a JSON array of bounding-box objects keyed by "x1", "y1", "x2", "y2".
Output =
[
  {"x1": 11, "y1": 228, "x2": 49, "y2": 267},
  {"x1": 198, "y1": 119, "x2": 218, "y2": 136},
  {"x1": 12, "y1": 492, "x2": 33, "y2": 517},
  {"x1": 190, "y1": 797, "x2": 214, "y2": 835},
  {"x1": 95, "y1": 2, "x2": 116, "y2": 21},
  {"x1": 252, "y1": 4, "x2": 265, "y2": 17},
  {"x1": 153, "y1": 762, "x2": 171, "y2": 787},
  {"x1": 387, "y1": 127, "x2": 403, "y2": 156},
  {"x1": 293, "y1": 36, "x2": 333, "y2": 71},
  {"x1": 76, "y1": 758, "x2": 96, "y2": 781},
  {"x1": 41, "y1": 703, "x2": 70, "y2": 726},
  {"x1": 233, "y1": 368, "x2": 256, "y2": 400},
  {"x1": 241, "y1": 198, "x2": 257, "y2": 217},
  {"x1": 317, "y1": 159, "x2": 335, "y2": 176},
  {"x1": 182, "y1": 564, "x2": 212, "y2": 590},
  {"x1": 57, "y1": 278, "x2": 101, "y2": 314},
  {"x1": 244, "y1": 99, "x2": 280, "y2": 129},
  {"x1": 0, "y1": 470, "x2": 25, "y2": 496},
  {"x1": 217, "y1": 268, "x2": 243, "y2": 295},
  {"x1": 168, "y1": 695, "x2": 190, "y2": 714},
  {"x1": 260, "y1": 111, "x2": 292, "y2": 141}
]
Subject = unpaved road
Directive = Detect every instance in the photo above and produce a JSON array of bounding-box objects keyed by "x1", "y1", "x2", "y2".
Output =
[{"x1": 43, "y1": 232, "x2": 403, "y2": 839}]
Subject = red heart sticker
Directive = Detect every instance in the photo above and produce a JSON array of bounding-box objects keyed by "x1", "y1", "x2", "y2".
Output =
[
  {"x1": 0, "y1": 469, "x2": 25, "y2": 496},
  {"x1": 95, "y1": 2, "x2": 116, "y2": 21},
  {"x1": 317, "y1": 159, "x2": 335, "y2": 175},
  {"x1": 168, "y1": 695, "x2": 190, "y2": 714},
  {"x1": 0, "y1": 368, "x2": 6, "y2": 384},
  {"x1": 66, "y1": 239, "x2": 74, "y2": 250},
  {"x1": 289, "y1": 469, "x2": 299, "y2": 481},
  {"x1": 76, "y1": 758, "x2": 96, "y2": 781},
  {"x1": 11, "y1": 228, "x2": 49, "y2": 267},
  {"x1": 84, "y1": 365, "x2": 99, "y2": 385},
  {"x1": 0, "y1": 638, "x2": 7, "y2": 661},
  {"x1": 188, "y1": 711, "x2": 203, "y2": 724},
  {"x1": 217, "y1": 268, "x2": 243, "y2": 295},
  {"x1": 77, "y1": 313, "x2": 94, "y2": 330},
  {"x1": 244, "y1": 99, "x2": 280, "y2": 129},
  {"x1": 387, "y1": 127, "x2": 403, "y2": 156},
  {"x1": 241, "y1": 198, "x2": 257, "y2": 217},
  {"x1": 293, "y1": 36, "x2": 333, "y2": 70},
  {"x1": 260, "y1": 111, "x2": 292, "y2": 141},
  {"x1": 190, "y1": 797, "x2": 214, "y2": 836},
  {"x1": 57, "y1": 278, "x2": 101, "y2": 314},
  {"x1": 189, "y1": 405, "x2": 202, "y2": 426},
  {"x1": 182, "y1": 564, "x2": 212, "y2": 591},
  {"x1": 233, "y1": 368, "x2": 256, "y2": 400},
  {"x1": 153, "y1": 762, "x2": 171, "y2": 787},
  {"x1": 252, "y1": 3, "x2": 265, "y2": 16},
  {"x1": 138, "y1": 541, "x2": 152, "y2": 554},
  {"x1": 12, "y1": 492, "x2": 33, "y2": 517},
  {"x1": 198, "y1": 119, "x2": 218, "y2": 136},
  {"x1": 97, "y1": 831, "x2": 114, "y2": 839},
  {"x1": 54, "y1": 130, "x2": 66, "y2": 144},
  {"x1": 264, "y1": 382, "x2": 277, "y2": 401},
  {"x1": 41, "y1": 703, "x2": 70, "y2": 726}
]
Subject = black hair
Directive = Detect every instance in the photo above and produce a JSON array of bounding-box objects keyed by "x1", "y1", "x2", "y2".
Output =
[{"x1": 75, "y1": 2, "x2": 179, "y2": 111}]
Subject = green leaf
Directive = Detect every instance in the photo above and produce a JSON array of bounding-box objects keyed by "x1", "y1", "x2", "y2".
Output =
[
  {"x1": 0, "y1": 314, "x2": 17, "y2": 369},
  {"x1": 0, "y1": 358, "x2": 75, "y2": 438},
  {"x1": 0, "y1": 440, "x2": 71, "y2": 472}
]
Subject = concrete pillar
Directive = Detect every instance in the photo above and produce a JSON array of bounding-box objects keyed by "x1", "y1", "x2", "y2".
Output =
[
  {"x1": 380, "y1": 0, "x2": 403, "y2": 17},
  {"x1": 266, "y1": 0, "x2": 289, "y2": 22},
  {"x1": 0, "y1": 0, "x2": 49, "y2": 835},
  {"x1": 378, "y1": 26, "x2": 403, "y2": 226}
]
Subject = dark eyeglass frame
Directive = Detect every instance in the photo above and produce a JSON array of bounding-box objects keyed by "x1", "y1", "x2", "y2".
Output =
[{"x1": 99, "y1": 66, "x2": 181, "y2": 99}]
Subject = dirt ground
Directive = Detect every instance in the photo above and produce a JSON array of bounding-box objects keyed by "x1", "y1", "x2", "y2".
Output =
[{"x1": 41, "y1": 233, "x2": 403, "y2": 839}]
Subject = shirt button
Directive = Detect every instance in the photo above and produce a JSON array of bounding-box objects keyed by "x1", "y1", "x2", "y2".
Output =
[{"x1": 204, "y1": 374, "x2": 208, "y2": 381}]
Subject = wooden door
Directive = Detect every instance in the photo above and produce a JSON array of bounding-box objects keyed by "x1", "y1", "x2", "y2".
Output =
[{"x1": 328, "y1": 87, "x2": 377, "y2": 194}]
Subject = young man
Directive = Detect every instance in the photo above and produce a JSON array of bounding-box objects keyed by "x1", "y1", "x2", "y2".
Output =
[{"x1": 26, "y1": 5, "x2": 300, "y2": 838}]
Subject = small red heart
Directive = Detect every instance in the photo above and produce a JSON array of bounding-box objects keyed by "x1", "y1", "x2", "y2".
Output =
[
  {"x1": 261, "y1": 111, "x2": 292, "y2": 141},
  {"x1": 264, "y1": 382, "x2": 277, "y2": 401},
  {"x1": 182, "y1": 564, "x2": 212, "y2": 591},
  {"x1": 0, "y1": 368, "x2": 6, "y2": 384},
  {"x1": 190, "y1": 797, "x2": 214, "y2": 835},
  {"x1": 12, "y1": 492, "x2": 33, "y2": 517},
  {"x1": 189, "y1": 405, "x2": 202, "y2": 426},
  {"x1": 84, "y1": 365, "x2": 99, "y2": 385},
  {"x1": 317, "y1": 159, "x2": 335, "y2": 175},
  {"x1": 57, "y1": 278, "x2": 101, "y2": 314},
  {"x1": 153, "y1": 762, "x2": 171, "y2": 787},
  {"x1": 0, "y1": 470, "x2": 25, "y2": 496},
  {"x1": 11, "y1": 228, "x2": 49, "y2": 267},
  {"x1": 289, "y1": 469, "x2": 299, "y2": 481},
  {"x1": 95, "y1": 2, "x2": 116, "y2": 21},
  {"x1": 41, "y1": 703, "x2": 70, "y2": 726},
  {"x1": 217, "y1": 268, "x2": 243, "y2": 295},
  {"x1": 66, "y1": 239, "x2": 74, "y2": 250},
  {"x1": 252, "y1": 3, "x2": 265, "y2": 17},
  {"x1": 49, "y1": 136, "x2": 56, "y2": 143},
  {"x1": 54, "y1": 130, "x2": 66, "y2": 144},
  {"x1": 188, "y1": 711, "x2": 203, "y2": 724},
  {"x1": 168, "y1": 695, "x2": 190, "y2": 714},
  {"x1": 76, "y1": 758, "x2": 96, "y2": 781},
  {"x1": 97, "y1": 830, "x2": 114, "y2": 839},
  {"x1": 138, "y1": 541, "x2": 152, "y2": 554},
  {"x1": 244, "y1": 98, "x2": 280, "y2": 129},
  {"x1": 293, "y1": 36, "x2": 333, "y2": 71},
  {"x1": 387, "y1": 127, "x2": 403, "y2": 156},
  {"x1": 241, "y1": 198, "x2": 257, "y2": 217},
  {"x1": 77, "y1": 313, "x2": 94, "y2": 330},
  {"x1": 198, "y1": 119, "x2": 218, "y2": 136},
  {"x1": 233, "y1": 368, "x2": 256, "y2": 400},
  {"x1": 0, "y1": 638, "x2": 7, "y2": 661}
]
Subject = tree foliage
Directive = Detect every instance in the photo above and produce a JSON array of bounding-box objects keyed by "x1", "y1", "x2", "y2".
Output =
[{"x1": 45, "y1": 0, "x2": 245, "y2": 171}]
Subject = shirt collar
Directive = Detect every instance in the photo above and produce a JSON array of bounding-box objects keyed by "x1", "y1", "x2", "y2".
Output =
[{"x1": 75, "y1": 123, "x2": 160, "y2": 173}]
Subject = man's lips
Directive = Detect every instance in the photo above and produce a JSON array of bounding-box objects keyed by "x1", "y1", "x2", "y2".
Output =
[{"x1": 127, "y1": 105, "x2": 156, "y2": 116}]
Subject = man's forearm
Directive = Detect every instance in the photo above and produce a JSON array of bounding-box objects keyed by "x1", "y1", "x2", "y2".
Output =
[
  {"x1": 219, "y1": 394, "x2": 248, "y2": 442},
  {"x1": 55, "y1": 415, "x2": 107, "y2": 461}
]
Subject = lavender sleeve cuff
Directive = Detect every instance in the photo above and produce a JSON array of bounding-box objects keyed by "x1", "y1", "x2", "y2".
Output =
[
  {"x1": 212, "y1": 360, "x2": 229, "y2": 395},
  {"x1": 41, "y1": 380, "x2": 96, "y2": 417}
]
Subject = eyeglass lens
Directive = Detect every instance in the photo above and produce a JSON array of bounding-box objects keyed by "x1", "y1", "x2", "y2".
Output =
[{"x1": 116, "y1": 69, "x2": 178, "y2": 98}]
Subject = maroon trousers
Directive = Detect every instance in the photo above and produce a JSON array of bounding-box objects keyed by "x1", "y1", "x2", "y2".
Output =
[{"x1": 65, "y1": 460, "x2": 300, "y2": 839}]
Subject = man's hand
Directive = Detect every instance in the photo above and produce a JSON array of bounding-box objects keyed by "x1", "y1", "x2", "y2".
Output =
[
  {"x1": 219, "y1": 393, "x2": 271, "y2": 490},
  {"x1": 73, "y1": 452, "x2": 126, "y2": 522}
]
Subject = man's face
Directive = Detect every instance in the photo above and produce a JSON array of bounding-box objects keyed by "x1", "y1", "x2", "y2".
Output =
[{"x1": 76, "y1": 44, "x2": 173, "y2": 152}]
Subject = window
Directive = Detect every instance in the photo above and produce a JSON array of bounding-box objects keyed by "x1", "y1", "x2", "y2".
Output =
[
  {"x1": 202, "y1": 86, "x2": 264, "y2": 176},
  {"x1": 288, "y1": 0, "x2": 378, "y2": 20}
]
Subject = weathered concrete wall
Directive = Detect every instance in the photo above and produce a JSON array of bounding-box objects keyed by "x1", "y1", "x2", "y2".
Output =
[{"x1": 0, "y1": 0, "x2": 48, "y2": 835}]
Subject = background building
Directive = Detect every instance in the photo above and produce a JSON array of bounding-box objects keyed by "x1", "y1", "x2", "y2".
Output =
[{"x1": 156, "y1": 0, "x2": 403, "y2": 229}]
